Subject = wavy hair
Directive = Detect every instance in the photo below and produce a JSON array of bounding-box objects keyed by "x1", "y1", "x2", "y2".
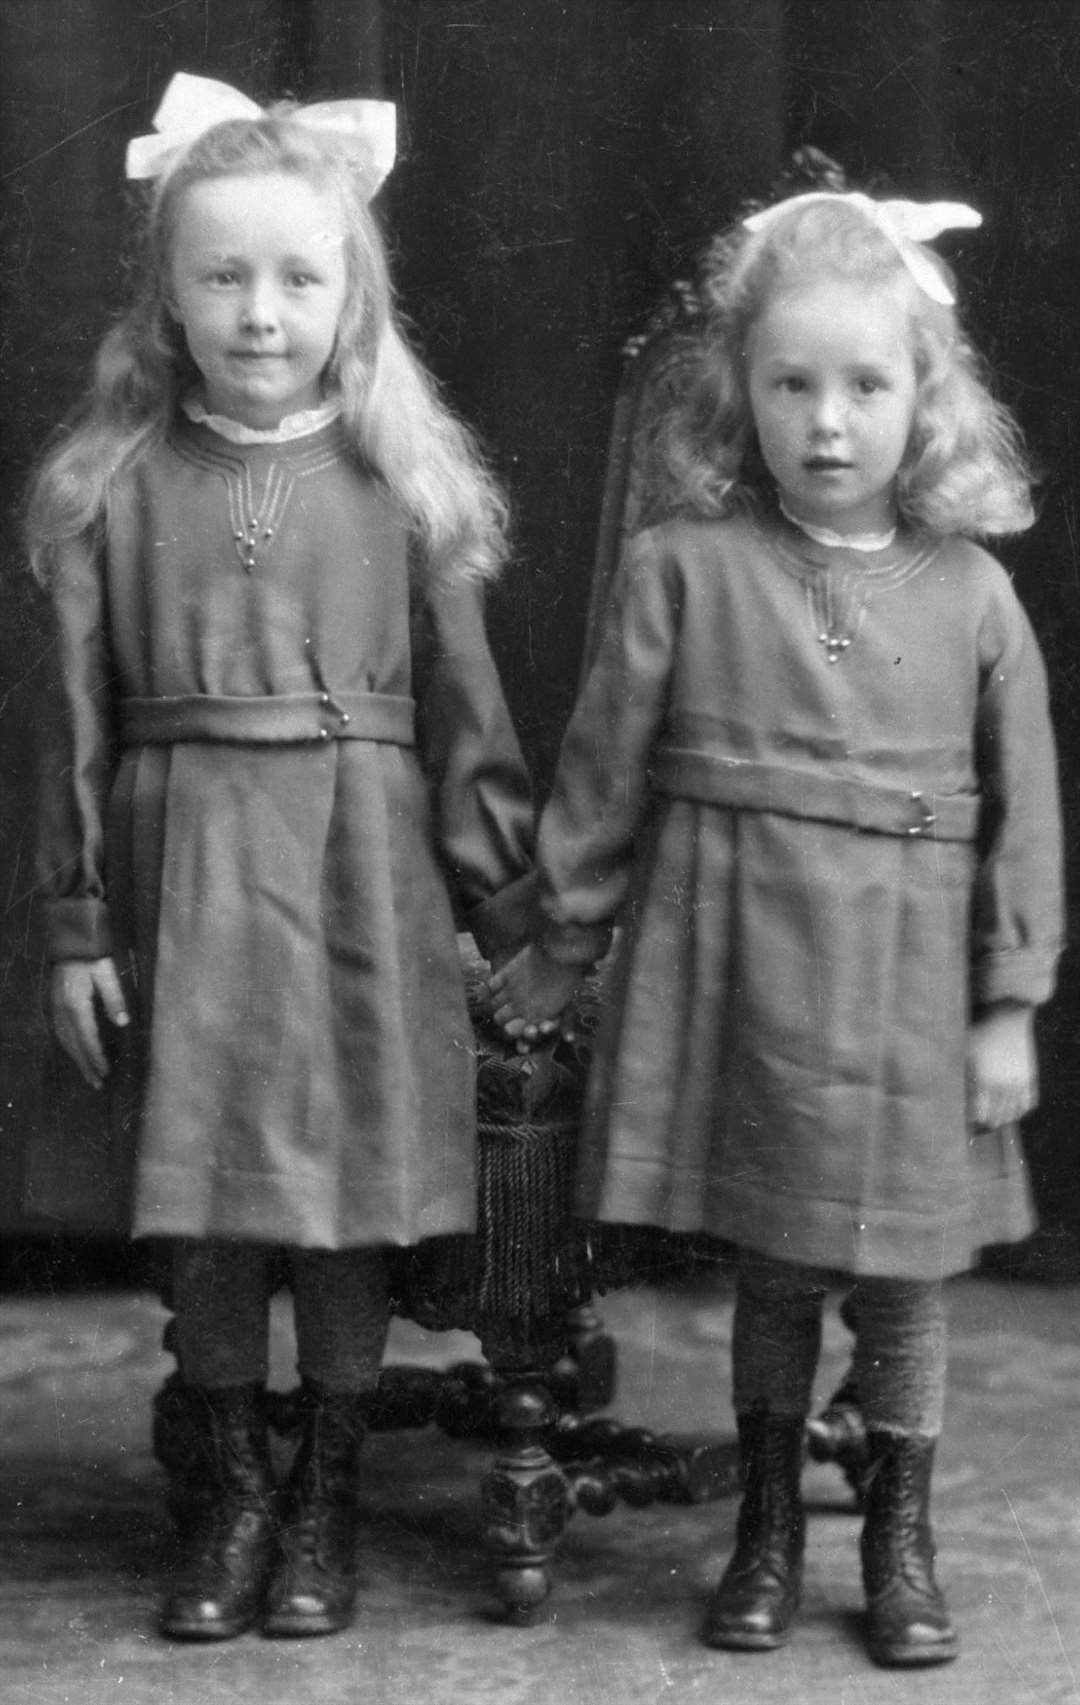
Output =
[
  {"x1": 26, "y1": 108, "x2": 508, "y2": 585},
  {"x1": 652, "y1": 195, "x2": 1034, "y2": 539}
]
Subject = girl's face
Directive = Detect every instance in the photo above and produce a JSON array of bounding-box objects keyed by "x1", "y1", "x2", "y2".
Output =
[
  {"x1": 746, "y1": 278, "x2": 919, "y2": 535},
  {"x1": 169, "y1": 171, "x2": 350, "y2": 428}
]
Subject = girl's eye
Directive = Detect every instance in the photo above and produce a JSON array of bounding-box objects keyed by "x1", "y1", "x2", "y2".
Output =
[
  {"x1": 209, "y1": 270, "x2": 239, "y2": 286},
  {"x1": 779, "y1": 376, "x2": 806, "y2": 393},
  {"x1": 287, "y1": 272, "x2": 317, "y2": 289},
  {"x1": 856, "y1": 376, "x2": 884, "y2": 395}
]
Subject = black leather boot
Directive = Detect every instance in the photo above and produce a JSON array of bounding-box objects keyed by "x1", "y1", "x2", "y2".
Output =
[
  {"x1": 860, "y1": 1431, "x2": 959, "y2": 1667},
  {"x1": 702, "y1": 1410, "x2": 806, "y2": 1650},
  {"x1": 159, "y1": 1383, "x2": 277, "y2": 1640},
  {"x1": 263, "y1": 1380, "x2": 366, "y2": 1637}
]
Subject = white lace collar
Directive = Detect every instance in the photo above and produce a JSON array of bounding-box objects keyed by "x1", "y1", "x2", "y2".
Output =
[
  {"x1": 182, "y1": 395, "x2": 343, "y2": 444},
  {"x1": 779, "y1": 498, "x2": 897, "y2": 554}
]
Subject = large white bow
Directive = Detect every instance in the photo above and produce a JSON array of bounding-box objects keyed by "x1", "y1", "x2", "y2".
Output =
[
  {"x1": 125, "y1": 72, "x2": 396, "y2": 200},
  {"x1": 743, "y1": 190, "x2": 982, "y2": 305}
]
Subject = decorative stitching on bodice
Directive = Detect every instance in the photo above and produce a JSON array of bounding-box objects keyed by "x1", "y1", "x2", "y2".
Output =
[
  {"x1": 763, "y1": 524, "x2": 940, "y2": 663},
  {"x1": 171, "y1": 431, "x2": 343, "y2": 573}
]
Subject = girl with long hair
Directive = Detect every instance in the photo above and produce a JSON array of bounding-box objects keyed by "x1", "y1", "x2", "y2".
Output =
[{"x1": 31, "y1": 73, "x2": 533, "y2": 1643}]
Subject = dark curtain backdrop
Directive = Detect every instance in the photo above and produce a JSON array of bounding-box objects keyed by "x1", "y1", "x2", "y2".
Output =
[{"x1": 2, "y1": 1, "x2": 1078, "y2": 1260}]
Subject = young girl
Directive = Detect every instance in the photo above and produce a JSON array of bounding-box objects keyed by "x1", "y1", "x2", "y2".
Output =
[
  {"x1": 493, "y1": 175, "x2": 1063, "y2": 1667},
  {"x1": 30, "y1": 74, "x2": 534, "y2": 1642}
]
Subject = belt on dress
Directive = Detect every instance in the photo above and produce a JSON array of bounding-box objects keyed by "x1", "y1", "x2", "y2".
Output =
[
  {"x1": 649, "y1": 747, "x2": 980, "y2": 842},
  {"x1": 119, "y1": 691, "x2": 416, "y2": 747}
]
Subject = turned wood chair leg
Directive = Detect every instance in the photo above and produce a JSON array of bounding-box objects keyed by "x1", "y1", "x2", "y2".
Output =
[{"x1": 479, "y1": 1380, "x2": 572, "y2": 1622}]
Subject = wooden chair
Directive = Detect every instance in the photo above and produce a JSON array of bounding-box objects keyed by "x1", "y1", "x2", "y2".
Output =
[
  {"x1": 153, "y1": 284, "x2": 743, "y2": 1622},
  {"x1": 383, "y1": 283, "x2": 741, "y2": 1618}
]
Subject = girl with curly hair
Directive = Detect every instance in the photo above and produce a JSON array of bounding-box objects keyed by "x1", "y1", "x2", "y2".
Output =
[{"x1": 494, "y1": 165, "x2": 1063, "y2": 1668}]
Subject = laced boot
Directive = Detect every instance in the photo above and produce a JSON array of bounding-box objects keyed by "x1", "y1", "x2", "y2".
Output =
[
  {"x1": 159, "y1": 1383, "x2": 277, "y2": 1640},
  {"x1": 702, "y1": 1409, "x2": 806, "y2": 1650},
  {"x1": 860, "y1": 1431, "x2": 959, "y2": 1667},
  {"x1": 263, "y1": 1380, "x2": 367, "y2": 1636}
]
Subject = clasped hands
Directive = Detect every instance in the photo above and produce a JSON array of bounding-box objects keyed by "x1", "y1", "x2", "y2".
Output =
[{"x1": 489, "y1": 943, "x2": 583, "y2": 1053}]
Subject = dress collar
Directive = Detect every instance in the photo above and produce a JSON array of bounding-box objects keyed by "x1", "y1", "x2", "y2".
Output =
[
  {"x1": 778, "y1": 498, "x2": 898, "y2": 554},
  {"x1": 181, "y1": 395, "x2": 343, "y2": 444},
  {"x1": 760, "y1": 506, "x2": 940, "y2": 589}
]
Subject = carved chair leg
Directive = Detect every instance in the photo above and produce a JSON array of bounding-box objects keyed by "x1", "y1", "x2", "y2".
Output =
[{"x1": 479, "y1": 1380, "x2": 572, "y2": 1622}]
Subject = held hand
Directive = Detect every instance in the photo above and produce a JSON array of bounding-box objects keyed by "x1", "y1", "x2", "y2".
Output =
[
  {"x1": 490, "y1": 944, "x2": 582, "y2": 1047},
  {"x1": 486, "y1": 942, "x2": 518, "y2": 976},
  {"x1": 50, "y1": 957, "x2": 130, "y2": 1090},
  {"x1": 967, "y1": 1004, "x2": 1037, "y2": 1130}
]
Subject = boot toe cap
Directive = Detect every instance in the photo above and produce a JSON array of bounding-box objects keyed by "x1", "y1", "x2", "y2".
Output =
[
  {"x1": 702, "y1": 1572, "x2": 802, "y2": 1650},
  {"x1": 865, "y1": 1588, "x2": 959, "y2": 1667},
  {"x1": 263, "y1": 1587, "x2": 355, "y2": 1637},
  {"x1": 161, "y1": 1592, "x2": 256, "y2": 1641},
  {"x1": 867, "y1": 1626, "x2": 960, "y2": 1667}
]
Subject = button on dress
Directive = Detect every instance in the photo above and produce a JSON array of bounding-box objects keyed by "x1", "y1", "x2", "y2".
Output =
[
  {"x1": 536, "y1": 512, "x2": 1063, "y2": 1279},
  {"x1": 35, "y1": 414, "x2": 534, "y2": 1249}
]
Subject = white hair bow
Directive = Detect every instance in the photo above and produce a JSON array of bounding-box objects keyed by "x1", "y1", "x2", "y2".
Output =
[
  {"x1": 125, "y1": 72, "x2": 396, "y2": 200},
  {"x1": 743, "y1": 191, "x2": 982, "y2": 305}
]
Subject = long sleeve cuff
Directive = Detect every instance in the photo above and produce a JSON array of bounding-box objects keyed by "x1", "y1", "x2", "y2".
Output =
[
  {"x1": 536, "y1": 916, "x2": 614, "y2": 967},
  {"x1": 43, "y1": 898, "x2": 114, "y2": 962},
  {"x1": 972, "y1": 946, "x2": 1061, "y2": 1010},
  {"x1": 466, "y1": 870, "x2": 538, "y2": 962}
]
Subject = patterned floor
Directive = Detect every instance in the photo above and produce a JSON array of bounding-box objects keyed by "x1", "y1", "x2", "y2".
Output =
[{"x1": 2, "y1": 1269, "x2": 1078, "y2": 1705}]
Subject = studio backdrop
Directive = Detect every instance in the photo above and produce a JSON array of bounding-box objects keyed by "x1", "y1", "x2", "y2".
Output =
[{"x1": 2, "y1": 1, "x2": 1078, "y2": 1254}]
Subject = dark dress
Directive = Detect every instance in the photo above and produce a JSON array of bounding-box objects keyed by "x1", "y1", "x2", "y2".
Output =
[
  {"x1": 35, "y1": 412, "x2": 534, "y2": 1249},
  {"x1": 534, "y1": 511, "x2": 1063, "y2": 1279}
]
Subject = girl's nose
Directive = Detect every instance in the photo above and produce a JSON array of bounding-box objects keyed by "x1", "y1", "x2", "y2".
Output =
[
  {"x1": 811, "y1": 389, "x2": 845, "y2": 436},
  {"x1": 240, "y1": 284, "x2": 280, "y2": 334}
]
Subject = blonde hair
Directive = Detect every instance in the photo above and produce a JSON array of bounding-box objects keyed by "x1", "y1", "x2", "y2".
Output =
[
  {"x1": 652, "y1": 196, "x2": 1034, "y2": 538},
  {"x1": 26, "y1": 108, "x2": 508, "y2": 584}
]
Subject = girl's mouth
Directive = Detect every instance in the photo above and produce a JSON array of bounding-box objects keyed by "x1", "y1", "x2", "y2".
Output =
[{"x1": 804, "y1": 456, "x2": 851, "y2": 471}]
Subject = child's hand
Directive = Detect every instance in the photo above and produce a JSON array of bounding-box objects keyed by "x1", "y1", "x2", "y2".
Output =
[
  {"x1": 490, "y1": 944, "x2": 582, "y2": 1048},
  {"x1": 50, "y1": 957, "x2": 130, "y2": 1090},
  {"x1": 967, "y1": 1003, "x2": 1037, "y2": 1130}
]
